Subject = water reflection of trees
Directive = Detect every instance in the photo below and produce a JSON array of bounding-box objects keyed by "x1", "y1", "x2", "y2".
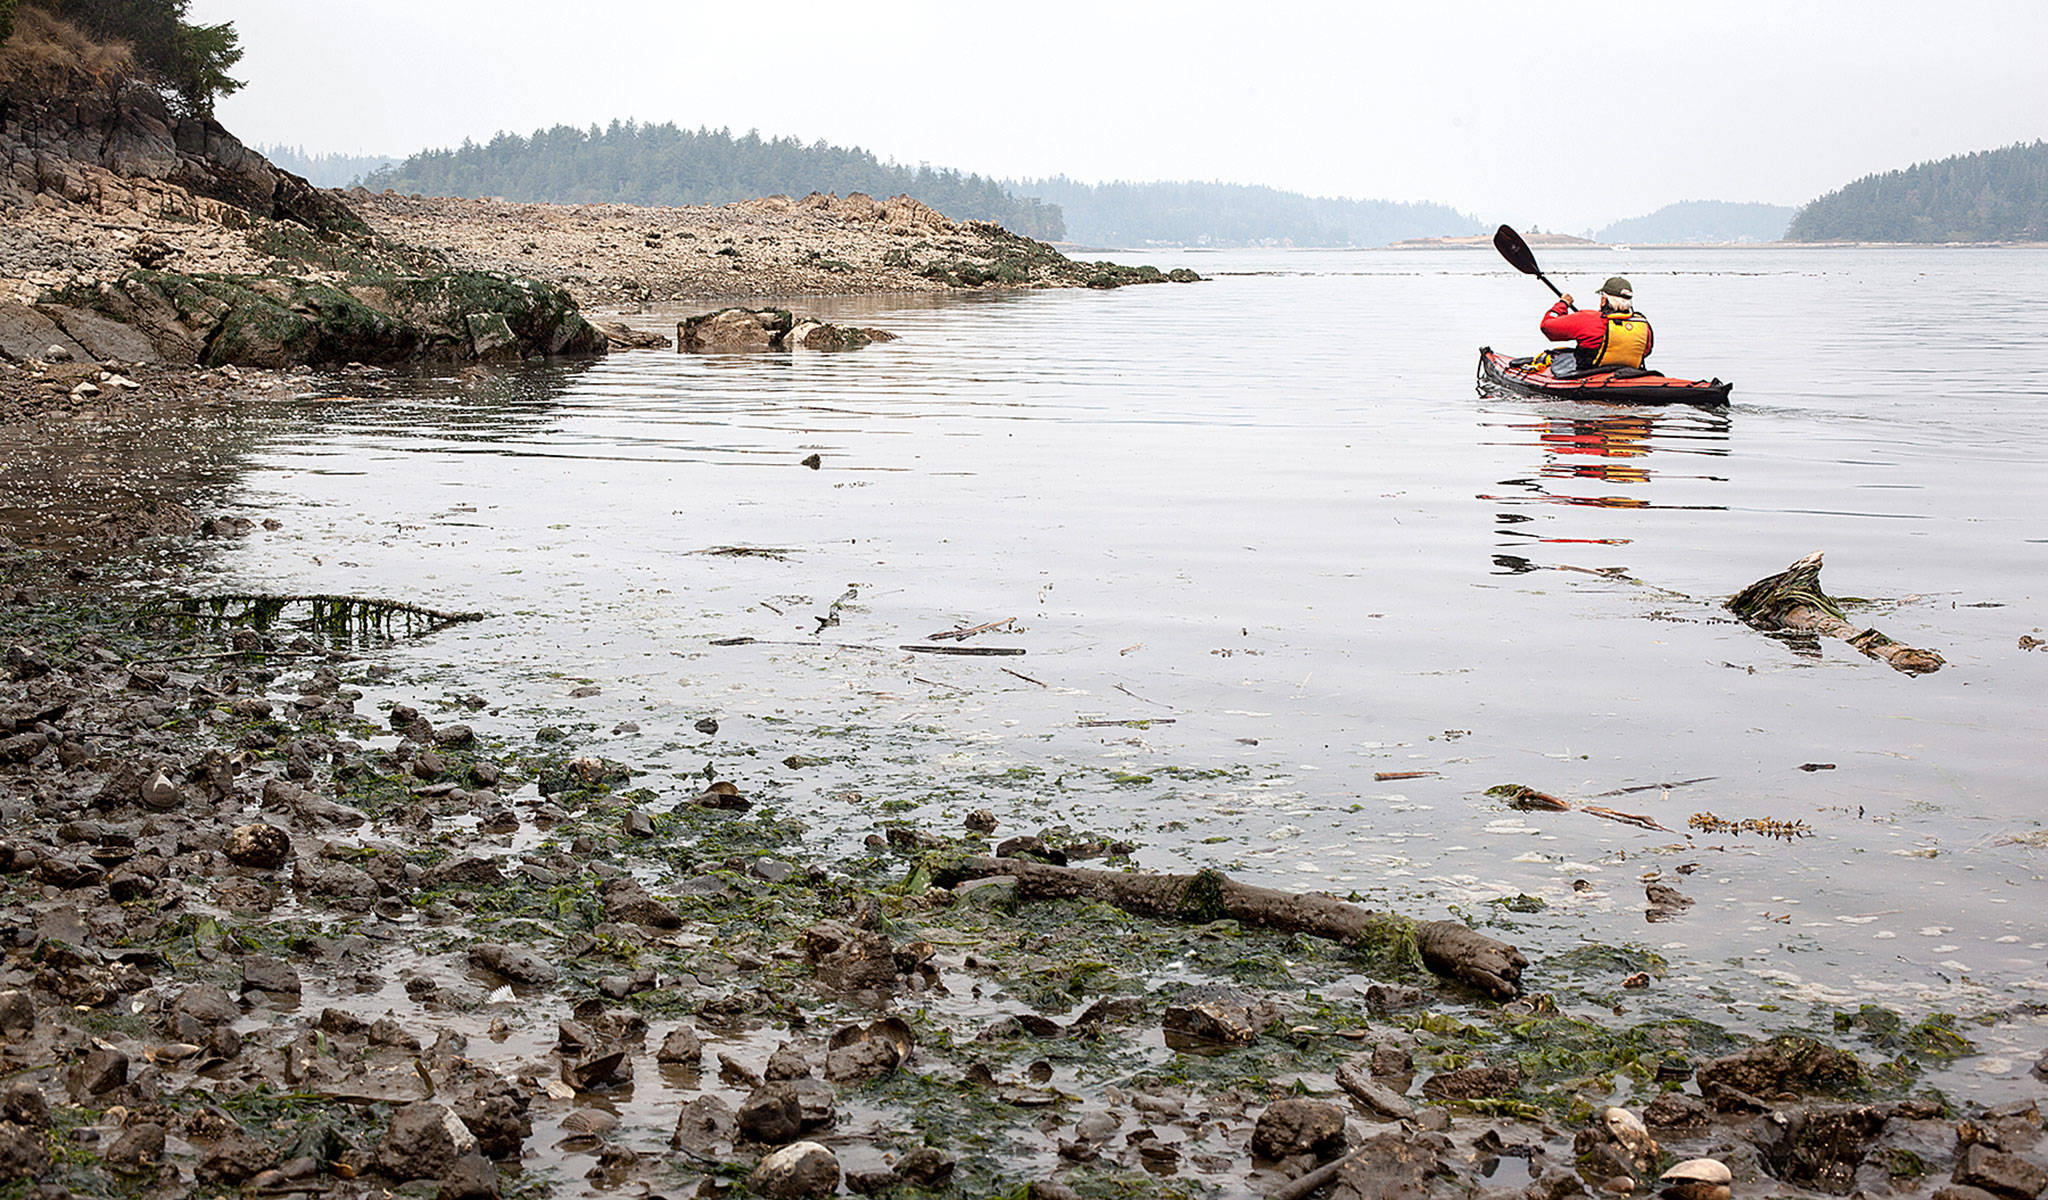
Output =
[{"x1": 1480, "y1": 406, "x2": 1731, "y2": 575}]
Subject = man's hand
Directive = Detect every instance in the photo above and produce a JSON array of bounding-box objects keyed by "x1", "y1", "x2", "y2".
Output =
[{"x1": 1558, "y1": 293, "x2": 1574, "y2": 309}]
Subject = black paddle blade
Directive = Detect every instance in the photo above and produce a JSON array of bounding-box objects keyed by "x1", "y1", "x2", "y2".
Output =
[{"x1": 1493, "y1": 224, "x2": 1541, "y2": 276}]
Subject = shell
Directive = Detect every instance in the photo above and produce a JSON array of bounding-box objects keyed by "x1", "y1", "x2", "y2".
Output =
[
  {"x1": 1661, "y1": 1159, "x2": 1732, "y2": 1185},
  {"x1": 1602, "y1": 1106, "x2": 1660, "y2": 1165}
]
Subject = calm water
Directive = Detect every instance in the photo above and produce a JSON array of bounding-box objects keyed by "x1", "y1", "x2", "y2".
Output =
[{"x1": 156, "y1": 247, "x2": 2048, "y2": 1080}]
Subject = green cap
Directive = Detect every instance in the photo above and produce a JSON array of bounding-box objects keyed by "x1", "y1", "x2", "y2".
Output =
[{"x1": 1600, "y1": 276, "x2": 1633, "y2": 299}]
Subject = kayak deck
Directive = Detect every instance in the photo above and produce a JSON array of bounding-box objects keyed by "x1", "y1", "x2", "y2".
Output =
[{"x1": 1476, "y1": 346, "x2": 1732, "y2": 407}]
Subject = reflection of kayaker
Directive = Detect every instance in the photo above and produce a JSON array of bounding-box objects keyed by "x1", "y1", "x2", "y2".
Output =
[{"x1": 1539, "y1": 277, "x2": 1651, "y2": 372}]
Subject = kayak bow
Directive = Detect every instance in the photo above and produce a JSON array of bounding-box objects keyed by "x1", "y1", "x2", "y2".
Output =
[{"x1": 1476, "y1": 347, "x2": 1731, "y2": 407}]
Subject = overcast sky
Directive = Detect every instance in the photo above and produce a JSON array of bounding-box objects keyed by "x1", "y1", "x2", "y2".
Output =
[{"x1": 191, "y1": 1, "x2": 2048, "y2": 232}]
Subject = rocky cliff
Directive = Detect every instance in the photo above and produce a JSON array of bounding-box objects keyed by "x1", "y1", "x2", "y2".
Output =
[{"x1": 0, "y1": 11, "x2": 604, "y2": 367}]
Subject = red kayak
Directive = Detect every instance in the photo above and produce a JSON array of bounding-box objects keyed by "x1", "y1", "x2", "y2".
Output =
[{"x1": 1477, "y1": 346, "x2": 1732, "y2": 406}]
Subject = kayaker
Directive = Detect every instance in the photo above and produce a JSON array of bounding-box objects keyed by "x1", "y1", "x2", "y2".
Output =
[{"x1": 1540, "y1": 277, "x2": 1652, "y2": 374}]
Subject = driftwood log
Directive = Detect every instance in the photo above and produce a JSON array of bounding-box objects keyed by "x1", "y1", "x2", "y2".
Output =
[
  {"x1": 1726, "y1": 551, "x2": 1943, "y2": 675},
  {"x1": 954, "y1": 857, "x2": 1527, "y2": 1000}
]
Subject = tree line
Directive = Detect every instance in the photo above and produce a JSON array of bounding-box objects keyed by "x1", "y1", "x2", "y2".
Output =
[
  {"x1": 361, "y1": 122, "x2": 1066, "y2": 240},
  {"x1": 1017, "y1": 176, "x2": 1480, "y2": 247},
  {"x1": 1788, "y1": 141, "x2": 2048, "y2": 243},
  {"x1": 1593, "y1": 200, "x2": 1795, "y2": 245}
]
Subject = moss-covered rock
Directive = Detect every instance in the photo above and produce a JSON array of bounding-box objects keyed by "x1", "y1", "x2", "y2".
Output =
[{"x1": 47, "y1": 264, "x2": 605, "y2": 367}]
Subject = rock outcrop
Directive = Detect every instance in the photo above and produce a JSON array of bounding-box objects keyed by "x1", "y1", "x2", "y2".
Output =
[
  {"x1": 1, "y1": 14, "x2": 605, "y2": 368},
  {"x1": 677, "y1": 307, "x2": 894, "y2": 353}
]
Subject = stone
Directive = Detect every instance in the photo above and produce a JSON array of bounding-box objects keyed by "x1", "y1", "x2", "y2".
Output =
[
  {"x1": 0, "y1": 302, "x2": 92, "y2": 364},
  {"x1": 671, "y1": 1096, "x2": 736, "y2": 1155},
  {"x1": 224, "y1": 822, "x2": 291, "y2": 868},
  {"x1": 1748, "y1": 1103, "x2": 1888, "y2": 1195},
  {"x1": 1644, "y1": 1091, "x2": 1712, "y2": 1133},
  {"x1": 1252, "y1": 1098, "x2": 1347, "y2": 1160},
  {"x1": 43, "y1": 304, "x2": 161, "y2": 364},
  {"x1": 439, "y1": 1153, "x2": 500, "y2": 1200},
  {"x1": 738, "y1": 1082, "x2": 806, "y2": 1145},
  {"x1": 1954, "y1": 1144, "x2": 2048, "y2": 1200},
  {"x1": 1162, "y1": 983, "x2": 1279, "y2": 1045},
  {"x1": 1, "y1": 1084, "x2": 45, "y2": 1128},
  {"x1": 1327, "y1": 1132, "x2": 1451, "y2": 1198},
  {"x1": 1421, "y1": 1064, "x2": 1522, "y2": 1100},
  {"x1": 0, "y1": 992, "x2": 34, "y2": 1032},
  {"x1": 748, "y1": 1140, "x2": 840, "y2": 1199},
  {"x1": 656, "y1": 1025, "x2": 703, "y2": 1067},
  {"x1": 105, "y1": 1121, "x2": 166, "y2": 1168},
  {"x1": 1697, "y1": 1038, "x2": 1866, "y2": 1098},
  {"x1": 0, "y1": 1120, "x2": 47, "y2": 1182},
  {"x1": 678, "y1": 307, "x2": 787, "y2": 352},
  {"x1": 895, "y1": 1146, "x2": 955, "y2": 1188},
  {"x1": 765, "y1": 1043, "x2": 812, "y2": 1081},
  {"x1": 198, "y1": 1128, "x2": 276, "y2": 1184},
  {"x1": 602, "y1": 878, "x2": 682, "y2": 929},
  {"x1": 66, "y1": 1046, "x2": 129, "y2": 1097},
  {"x1": 801, "y1": 920, "x2": 898, "y2": 991},
  {"x1": 466, "y1": 312, "x2": 520, "y2": 360},
  {"x1": 172, "y1": 983, "x2": 241, "y2": 1027},
  {"x1": 241, "y1": 954, "x2": 301, "y2": 996},
  {"x1": 468, "y1": 942, "x2": 557, "y2": 985},
  {"x1": 375, "y1": 1102, "x2": 477, "y2": 1182},
  {"x1": 597, "y1": 968, "x2": 656, "y2": 1000}
]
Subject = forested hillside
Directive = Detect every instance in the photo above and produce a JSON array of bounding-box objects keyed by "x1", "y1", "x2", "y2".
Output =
[
  {"x1": 1018, "y1": 177, "x2": 1480, "y2": 247},
  {"x1": 1788, "y1": 141, "x2": 2048, "y2": 242},
  {"x1": 1595, "y1": 200, "x2": 1794, "y2": 244},
  {"x1": 362, "y1": 121, "x2": 1064, "y2": 240}
]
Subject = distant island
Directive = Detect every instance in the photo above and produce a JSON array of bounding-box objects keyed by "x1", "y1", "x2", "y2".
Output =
[
  {"x1": 1595, "y1": 200, "x2": 1795, "y2": 244},
  {"x1": 1012, "y1": 177, "x2": 1483, "y2": 248},
  {"x1": 1788, "y1": 140, "x2": 2048, "y2": 242}
]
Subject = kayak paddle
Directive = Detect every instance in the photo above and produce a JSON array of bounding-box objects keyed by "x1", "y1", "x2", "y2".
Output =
[{"x1": 1493, "y1": 224, "x2": 1573, "y2": 310}]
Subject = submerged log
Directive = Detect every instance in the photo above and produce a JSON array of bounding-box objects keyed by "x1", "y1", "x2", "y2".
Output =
[
  {"x1": 952, "y1": 857, "x2": 1527, "y2": 1000},
  {"x1": 1726, "y1": 552, "x2": 1943, "y2": 675}
]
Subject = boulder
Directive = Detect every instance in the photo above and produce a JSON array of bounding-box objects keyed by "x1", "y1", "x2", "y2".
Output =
[
  {"x1": 801, "y1": 920, "x2": 897, "y2": 991},
  {"x1": 224, "y1": 822, "x2": 291, "y2": 869},
  {"x1": 1420, "y1": 1063, "x2": 1522, "y2": 1101},
  {"x1": 0, "y1": 302, "x2": 92, "y2": 364},
  {"x1": 42, "y1": 303, "x2": 161, "y2": 363},
  {"x1": 672, "y1": 1096, "x2": 736, "y2": 1156},
  {"x1": 748, "y1": 1141, "x2": 840, "y2": 1199},
  {"x1": 1699, "y1": 1037, "x2": 1866, "y2": 1099},
  {"x1": 197, "y1": 1127, "x2": 276, "y2": 1184},
  {"x1": 656, "y1": 1025, "x2": 703, "y2": 1067},
  {"x1": 1252, "y1": 1098, "x2": 1348, "y2": 1160},
  {"x1": 0, "y1": 1120, "x2": 47, "y2": 1183},
  {"x1": 375, "y1": 1102, "x2": 477, "y2": 1182},
  {"x1": 1326, "y1": 1130, "x2": 1446, "y2": 1199},
  {"x1": 1748, "y1": 1103, "x2": 1888, "y2": 1195},
  {"x1": 1953, "y1": 1144, "x2": 2048, "y2": 1200},
  {"x1": 1162, "y1": 983, "x2": 1278, "y2": 1045},
  {"x1": 678, "y1": 307, "x2": 786, "y2": 352},
  {"x1": 468, "y1": 943, "x2": 556, "y2": 985}
]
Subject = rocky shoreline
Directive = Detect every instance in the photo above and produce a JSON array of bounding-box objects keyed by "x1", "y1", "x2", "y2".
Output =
[{"x1": 1, "y1": 385, "x2": 2044, "y2": 1200}]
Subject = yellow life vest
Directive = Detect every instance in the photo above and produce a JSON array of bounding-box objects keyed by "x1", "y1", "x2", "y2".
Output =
[{"x1": 1593, "y1": 311, "x2": 1653, "y2": 368}]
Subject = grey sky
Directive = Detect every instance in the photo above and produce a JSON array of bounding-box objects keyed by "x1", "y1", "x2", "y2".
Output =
[{"x1": 192, "y1": 1, "x2": 2048, "y2": 232}]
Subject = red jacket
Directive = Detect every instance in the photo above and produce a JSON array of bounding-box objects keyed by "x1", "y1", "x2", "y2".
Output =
[
  {"x1": 1539, "y1": 301, "x2": 1608, "y2": 351},
  {"x1": 1540, "y1": 300, "x2": 1653, "y2": 367}
]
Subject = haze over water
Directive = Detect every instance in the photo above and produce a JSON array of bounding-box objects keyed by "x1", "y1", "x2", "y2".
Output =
[{"x1": 188, "y1": 246, "x2": 2048, "y2": 1094}]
